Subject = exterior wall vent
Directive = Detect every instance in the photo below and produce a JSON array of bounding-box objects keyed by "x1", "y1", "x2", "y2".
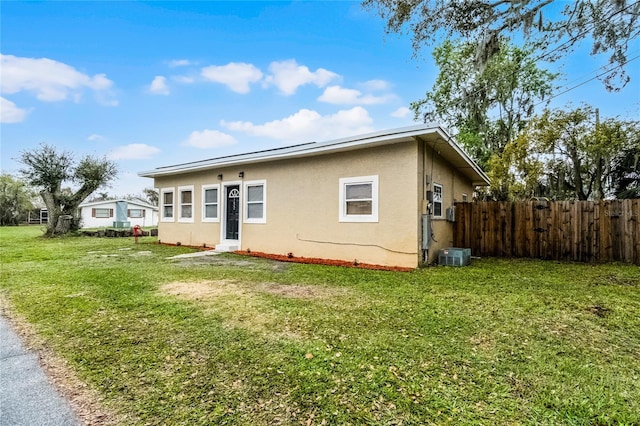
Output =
[{"x1": 446, "y1": 206, "x2": 456, "y2": 222}]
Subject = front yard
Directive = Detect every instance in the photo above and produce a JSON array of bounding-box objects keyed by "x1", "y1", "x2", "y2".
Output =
[{"x1": 1, "y1": 226, "x2": 638, "y2": 425}]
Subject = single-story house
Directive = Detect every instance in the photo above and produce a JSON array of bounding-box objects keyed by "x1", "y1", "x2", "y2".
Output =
[
  {"x1": 78, "y1": 199, "x2": 158, "y2": 228},
  {"x1": 139, "y1": 124, "x2": 489, "y2": 268}
]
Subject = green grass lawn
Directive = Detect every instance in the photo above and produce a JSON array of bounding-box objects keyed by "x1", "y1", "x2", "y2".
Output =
[{"x1": 1, "y1": 226, "x2": 639, "y2": 425}]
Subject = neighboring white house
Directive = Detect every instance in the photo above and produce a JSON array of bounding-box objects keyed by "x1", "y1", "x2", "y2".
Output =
[{"x1": 78, "y1": 199, "x2": 158, "y2": 228}]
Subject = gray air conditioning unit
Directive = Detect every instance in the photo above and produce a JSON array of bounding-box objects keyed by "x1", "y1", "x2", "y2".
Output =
[
  {"x1": 438, "y1": 247, "x2": 471, "y2": 266},
  {"x1": 446, "y1": 206, "x2": 456, "y2": 222}
]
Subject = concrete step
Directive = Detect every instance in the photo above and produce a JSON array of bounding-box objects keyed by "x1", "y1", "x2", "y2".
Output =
[{"x1": 215, "y1": 243, "x2": 239, "y2": 253}]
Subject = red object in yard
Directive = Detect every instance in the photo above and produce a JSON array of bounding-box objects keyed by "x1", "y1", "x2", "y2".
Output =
[{"x1": 133, "y1": 225, "x2": 142, "y2": 243}]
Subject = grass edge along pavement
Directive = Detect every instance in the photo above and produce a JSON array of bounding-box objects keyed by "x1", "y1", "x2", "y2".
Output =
[{"x1": 0, "y1": 226, "x2": 639, "y2": 425}]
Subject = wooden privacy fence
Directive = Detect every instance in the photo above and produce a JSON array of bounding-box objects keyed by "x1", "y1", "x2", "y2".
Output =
[{"x1": 453, "y1": 200, "x2": 640, "y2": 265}]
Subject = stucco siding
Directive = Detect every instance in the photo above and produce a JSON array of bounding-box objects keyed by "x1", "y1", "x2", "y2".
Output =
[
  {"x1": 154, "y1": 142, "x2": 420, "y2": 267},
  {"x1": 420, "y1": 142, "x2": 474, "y2": 263}
]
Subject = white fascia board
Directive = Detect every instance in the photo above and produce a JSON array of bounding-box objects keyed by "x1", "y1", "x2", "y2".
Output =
[
  {"x1": 431, "y1": 129, "x2": 490, "y2": 186},
  {"x1": 139, "y1": 124, "x2": 492, "y2": 185},
  {"x1": 79, "y1": 199, "x2": 158, "y2": 210}
]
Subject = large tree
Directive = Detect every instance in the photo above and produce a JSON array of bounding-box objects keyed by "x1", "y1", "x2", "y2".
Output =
[
  {"x1": 142, "y1": 188, "x2": 159, "y2": 206},
  {"x1": 512, "y1": 106, "x2": 639, "y2": 200},
  {"x1": 0, "y1": 174, "x2": 35, "y2": 226},
  {"x1": 364, "y1": 0, "x2": 640, "y2": 90},
  {"x1": 19, "y1": 144, "x2": 118, "y2": 236},
  {"x1": 412, "y1": 38, "x2": 556, "y2": 169},
  {"x1": 610, "y1": 145, "x2": 640, "y2": 198}
]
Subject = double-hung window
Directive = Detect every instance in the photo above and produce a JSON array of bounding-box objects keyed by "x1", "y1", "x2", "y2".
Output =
[
  {"x1": 128, "y1": 209, "x2": 144, "y2": 218},
  {"x1": 161, "y1": 188, "x2": 174, "y2": 222},
  {"x1": 244, "y1": 180, "x2": 266, "y2": 224},
  {"x1": 202, "y1": 184, "x2": 220, "y2": 222},
  {"x1": 433, "y1": 183, "x2": 443, "y2": 218},
  {"x1": 339, "y1": 175, "x2": 379, "y2": 222},
  {"x1": 93, "y1": 208, "x2": 112, "y2": 218},
  {"x1": 178, "y1": 185, "x2": 194, "y2": 222}
]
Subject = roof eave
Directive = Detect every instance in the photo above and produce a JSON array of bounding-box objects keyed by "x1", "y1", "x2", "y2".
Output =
[
  {"x1": 138, "y1": 124, "x2": 490, "y2": 186},
  {"x1": 139, "y1": 124, "x2": 442, "y2": 178}
]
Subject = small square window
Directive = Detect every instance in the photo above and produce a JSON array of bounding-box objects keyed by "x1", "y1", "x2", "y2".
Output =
[{"x1": 339, "y1": 176, "x2": 378, "y2": 222}]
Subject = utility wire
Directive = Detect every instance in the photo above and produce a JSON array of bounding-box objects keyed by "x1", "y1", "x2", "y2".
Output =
[
  {"x1": 534, "y1": 53, "x2": 640, "y2": 106},
  {"x1": 560, "y1": 49, "x2": 640, "y2": 89},
  {"x1": 419, "y1": 1, "x2": 639, "y2": 120},
  {"x1": 531, "y1": 0, "x2": 640, "y2": 64}
]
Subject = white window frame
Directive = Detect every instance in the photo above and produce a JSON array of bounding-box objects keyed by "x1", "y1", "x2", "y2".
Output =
[
  {"x1": 220, "y1": 180, "x2": 243, "y2": 245},
  {"x1": 462, "y1": 193, "x2": 468, "y2": 202},
  {"x1": 243, "y1": 180, "x2": 266, "y2": 224},
  {"x1": 339, "y1": 175, "x2": 379, "y2": 223},
  {"x1": 433, "y1": 183, "x2": 443, "y2": 218},
  {"x1": 160, "y1": 187, "x2": 175, "y2": 222},
  {"x1": 128, "y1": 208, "x2": 144, "y2": 218},
  {"x1": 178, "y1": 185, "x2": 194, "y2": 223},
  {"x1": 95, "y1": 208, "x2": 111, "y2": 219},
  {"x1": 202, "y1": 184, "x2": 220, "y2": 223}
]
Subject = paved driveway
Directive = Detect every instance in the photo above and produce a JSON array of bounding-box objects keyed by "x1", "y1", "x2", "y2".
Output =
[{"x1": 0, "y1": 315, "x2": 79, "y2": 426}]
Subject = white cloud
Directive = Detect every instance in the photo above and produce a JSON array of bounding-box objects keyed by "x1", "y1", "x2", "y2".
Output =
[
  {"x1": 0, "y1": 97, "x2": 29, "y2": 123},
  {"x1": 108, "y1": 144, "x2": 160, "y2": 160},
  {"x1": 317, "y1": 85, "x2": 394, "y2": 105},
  {"x1": 221, "y1": 106, "x2": 374, "y2": 143},
  {"x1": 168, "y1": 59, "x2": 192, "y2": 68},
  {"x1": 201, "y1": 62, "x2": 263, "y2": 94},
  {"x1": 391, "y1": 107, "x2": 412, "y2": 118},
  {"x1": 263, "y1": 60, "x2": 339, "y2": 95},
  {"x1": 182, "y1": 129, "x2": 237, "y2": 149},
  {"x1": 360, "y1": 79, "x2": 390, "y2": 91},
  {"x1": 148, "y1": 76, "x2": 170, "y2": 95},
  {"x1": 87, "y1": 134, "x2": 107, "y2": 142},
  {"x1": 0, "y1": 54, "x2": 116, "y2": 105},
  {"x1": 172, "y1": 75, "x2": 196, "y2": 84}
]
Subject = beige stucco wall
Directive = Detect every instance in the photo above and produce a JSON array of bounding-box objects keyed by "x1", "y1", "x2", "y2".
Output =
[
  {"x1": 419, "y1": 142, "x2": 474, "y2": 263},
  {"x1": 150, "y1": 139, "x2": 476, "y2": 268},
  {"x1": 153, "y1": 142, "x2": 421, "y2": 268}
]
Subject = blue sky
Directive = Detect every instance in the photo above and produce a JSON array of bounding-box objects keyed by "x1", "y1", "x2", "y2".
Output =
[{"x1": 2, "y1": 1, "x2": 639, "y2": 196}]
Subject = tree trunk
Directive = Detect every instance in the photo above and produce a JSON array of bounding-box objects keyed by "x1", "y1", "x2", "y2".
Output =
[
  {"x1": 54, "y1": 215, "x2": 74, "y2": 235},
  {"x1": 40, "y1": 190, "x2": 60, "y2": 237}
]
